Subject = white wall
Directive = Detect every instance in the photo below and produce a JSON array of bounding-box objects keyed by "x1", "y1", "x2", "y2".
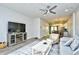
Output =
[
  {"x1": 31, "y1": 18, "x2": 49, "y2": 38},
  {"x1": 75, "y1": 8, "x2": 79, "y2": 36},
  {"x1": 0, "y1": 6, "x2": 49, "y2": 45},
  {"x1": 31, "y1": 18, "x2": 40, "y2": 38},
  {"x1": 71, "y1": 8, "x2": 79, "y2": 36},
  {"x1": 0, "y1": 6, "x2": 33, "y2": 45},
  {"x1": 64, "y1": 17, "x2": 73, "y2": 37},
  {"x1": 40, "y1": 19, "x2": 49, "y2": 38}
]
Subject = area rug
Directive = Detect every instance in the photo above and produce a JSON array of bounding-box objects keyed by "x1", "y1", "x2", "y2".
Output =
[{"x1": 8, "y1": 40, "x2": 59, "y2": 55}]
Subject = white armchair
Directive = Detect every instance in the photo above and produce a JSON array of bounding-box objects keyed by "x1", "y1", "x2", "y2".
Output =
[{"x1": 49, "y1": 33, "x2": 59, "y2": 44}]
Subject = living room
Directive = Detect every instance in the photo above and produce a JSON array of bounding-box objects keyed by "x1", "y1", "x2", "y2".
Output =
[{"x1": 0, "y1": 3, "x2": 79, "y2": 55}]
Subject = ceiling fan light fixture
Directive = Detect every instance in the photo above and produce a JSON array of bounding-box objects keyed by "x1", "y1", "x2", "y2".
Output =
[
  {"x1": 65, "y1": 9, "x2": 69, "y2": 12},
  {"x1": 40, "y1": 5, "x2": 57, "y2": 15}
]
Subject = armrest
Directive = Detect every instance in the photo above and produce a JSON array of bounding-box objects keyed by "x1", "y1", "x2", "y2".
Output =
[{"x1": 47, "y1": 39, "x2": 53, "y2": 43}]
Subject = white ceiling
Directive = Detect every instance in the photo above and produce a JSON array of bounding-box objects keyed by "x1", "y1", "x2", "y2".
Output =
[{"x1": 0, "y1": 3, "x2": 79, "y2": 21}]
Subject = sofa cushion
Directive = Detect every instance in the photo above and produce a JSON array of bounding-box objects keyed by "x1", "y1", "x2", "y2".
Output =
[
  {"x1": 70, "y1": 39, "x2": 79, "y2": 51},
  {"x1": 60, "y1": 41, "x2": 73, "y2": 55},
  {"x1": 73, "y1": 47, "x2": 79, "y2": 55},
  {"x1": 50, "y1": 34, "x2": 59, "y2": 39},
  {"x1": 64, "y1": 38, "x2": 73, "y2": 46},
  {"x1": 73, "y1": 35, "x2": 79, "y2": 40},
  {"x1": 60, "y1": 37, "x2": 72, "y2": 42}
]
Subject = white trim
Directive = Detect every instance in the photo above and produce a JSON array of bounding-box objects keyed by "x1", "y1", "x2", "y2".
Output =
[{"x1": 72, "y1": 12, "x2": 76, "y2": 37}]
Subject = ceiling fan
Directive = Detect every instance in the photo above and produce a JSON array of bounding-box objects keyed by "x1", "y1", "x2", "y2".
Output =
[{"x1": 40, "y1": 5, "x2": 57, "y2": 15}]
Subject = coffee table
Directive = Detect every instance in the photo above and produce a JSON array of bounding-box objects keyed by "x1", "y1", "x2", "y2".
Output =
[{"x1": 32, "y1": 40, "x2": 52, "y2": 55}]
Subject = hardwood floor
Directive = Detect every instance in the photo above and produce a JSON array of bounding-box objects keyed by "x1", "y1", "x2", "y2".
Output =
[{"x1": 0, "y1": 38, "x2": 39, "y2": 55}]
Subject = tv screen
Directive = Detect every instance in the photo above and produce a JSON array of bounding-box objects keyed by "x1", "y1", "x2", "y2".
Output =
[{"x1": 8, "y1": 22, "x2": 26, "y2": 33}]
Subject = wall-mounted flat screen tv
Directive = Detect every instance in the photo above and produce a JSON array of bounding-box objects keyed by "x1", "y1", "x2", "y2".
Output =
[{"x1": 8, "y1": 22, "x2": 26, "y2": 33}]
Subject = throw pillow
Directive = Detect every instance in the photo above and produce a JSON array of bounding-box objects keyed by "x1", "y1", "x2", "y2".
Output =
[
  {"x1": 64, "y1": 38, "x2": 73, "y2": 46},
  {"x1": 73, "y1": 47, "x2": 79, "y2": 55},
  {"x1": 70, "y1": 39, "x2": 79, "y2": 51}
]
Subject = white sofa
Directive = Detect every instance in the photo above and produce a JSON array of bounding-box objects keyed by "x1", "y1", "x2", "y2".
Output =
[
  {"x1": 60, "y1": 37, "x2": 79, "y2": 55},
  {"x1": 60, "y1": 37, "x2": 73, "y2": 55}
]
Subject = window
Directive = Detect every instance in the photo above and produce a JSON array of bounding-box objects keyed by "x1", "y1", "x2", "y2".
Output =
[
  {"x1": 54, "y1": 27, "x2": 57, "y2": 31},
  {"x1": 51, "y1": 26, "x2": 58, "y2": 32},
  {"x1": 51, "y1": 27, "x2": 54, "y2": 31}
]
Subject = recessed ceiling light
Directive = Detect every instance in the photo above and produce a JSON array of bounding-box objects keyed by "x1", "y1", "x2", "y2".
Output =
[{"x1": 65, "y1": 9, "x2": 69, "y2": 12}]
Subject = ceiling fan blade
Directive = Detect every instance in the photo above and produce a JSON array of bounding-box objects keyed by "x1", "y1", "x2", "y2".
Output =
[
  {"x1": 49, "y1": 5, "x2": 57, "y2": 14},
  {"x1": 50, "y1": 5, "x2": 57, "y2": 10},
  {"x1": 50, "y1": 10, "x2": 56, "y2": 14},
  {"x1": 40, "y1": 9, "x2": 45, "y2": 12}
]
